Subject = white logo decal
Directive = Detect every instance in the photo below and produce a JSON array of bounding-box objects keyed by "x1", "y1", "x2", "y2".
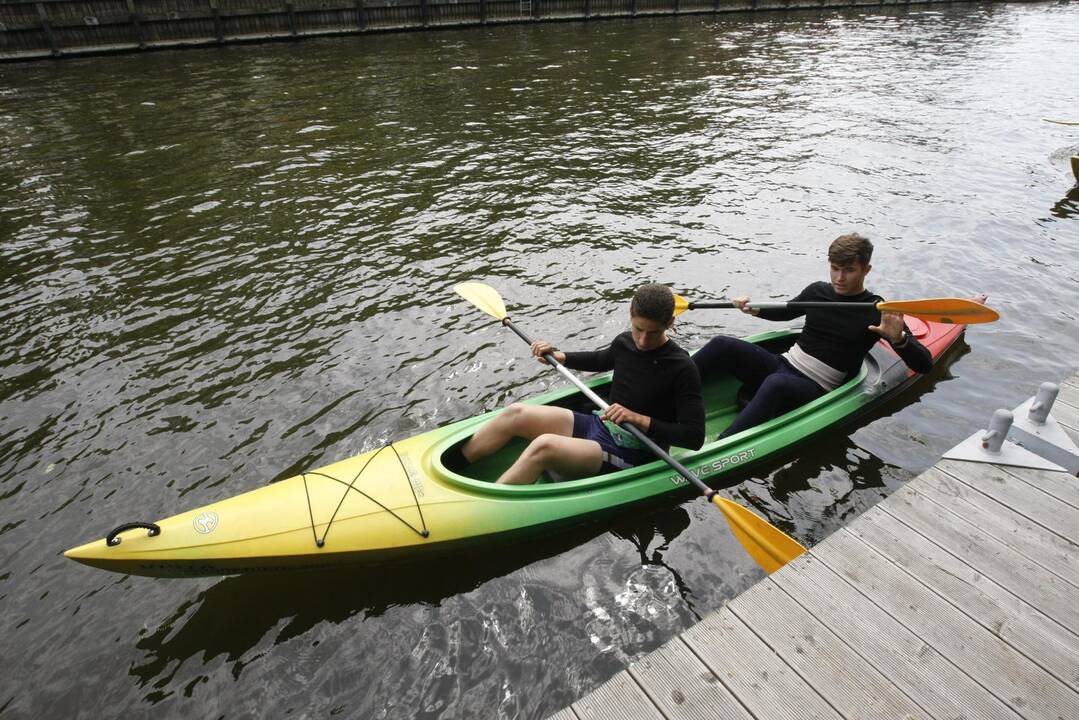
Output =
[
  {"x1": 193, "y1": 511, "x2": 219, "y2": 534},
  {"x1": 670, "y1": 448, "x2": 759, "y2": 486},
  {"x1": 400, "y1": 455, "x2": 424, "y2": 497}
]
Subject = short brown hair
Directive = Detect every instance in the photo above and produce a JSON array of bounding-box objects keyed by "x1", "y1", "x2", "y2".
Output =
[
  {"x1": 828, "y1": 233, "x2": 873, "y2": 266},
  {"x1": 630, "y1": 283, "x2": 674, "y2": 323}
]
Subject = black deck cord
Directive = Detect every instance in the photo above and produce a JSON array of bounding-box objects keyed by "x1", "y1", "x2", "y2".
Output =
[
  {"x1": 387, "y1": 442, "x2": 428, "y2": 538},
  {"x1": 106, "y1": 522, "x2": 161, "y2": 546},
  {"x1": 301, "y1": 443, "x2": 430, "y2": 548}
]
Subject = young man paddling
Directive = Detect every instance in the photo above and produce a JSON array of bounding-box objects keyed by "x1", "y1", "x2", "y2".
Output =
[
  {"x1": 695, "y1": 233, "x2": 952, "y2": 440},
  {"x1": 455, "y1": 283, "x2": 705, "y2": 485}
]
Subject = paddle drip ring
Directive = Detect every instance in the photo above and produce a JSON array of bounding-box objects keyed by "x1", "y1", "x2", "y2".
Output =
[{"x1": 301, "y1": 442, "x2": 429, "y2": 548}]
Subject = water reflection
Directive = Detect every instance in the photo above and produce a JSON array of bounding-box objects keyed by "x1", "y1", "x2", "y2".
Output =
[
  {"x1": 1049, "y1": 185, "x2": 1079, "y2": 220},
  {"x1": 610, "y1": 507, "x2": 699, "y2": 619},
  {"x1": 129, "y1": 524, "x2": 605, "y2": 690},
  {"x1": 127, "y1": 506, "x2": 704, "y2": 713}
]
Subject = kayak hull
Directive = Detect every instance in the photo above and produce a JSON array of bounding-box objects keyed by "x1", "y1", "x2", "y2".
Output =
[{"x1": 65, "y1": 321, "x2": 964, "y2": 577}]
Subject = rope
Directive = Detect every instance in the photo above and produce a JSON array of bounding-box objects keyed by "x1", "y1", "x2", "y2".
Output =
[
  {"x1": 387, "y1": 442, "x2": 429, "y2": 538},
  {"x1": 301, "y1": 443, "x2": 430, "y2": 548}
]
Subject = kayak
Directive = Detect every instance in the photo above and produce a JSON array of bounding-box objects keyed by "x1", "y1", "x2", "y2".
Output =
[{"x1": 65, "y1": 319, "x2": 964, "y2": 577}]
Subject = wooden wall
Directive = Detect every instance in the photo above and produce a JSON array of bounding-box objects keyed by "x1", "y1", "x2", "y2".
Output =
[{"x1": 0, "y1": 0, "x2": 949, "y2": 61}]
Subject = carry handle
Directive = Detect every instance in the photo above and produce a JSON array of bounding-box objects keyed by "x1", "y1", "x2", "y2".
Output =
[{"x1": 106, "y1": 522, "x2": 161, "y2": 547}]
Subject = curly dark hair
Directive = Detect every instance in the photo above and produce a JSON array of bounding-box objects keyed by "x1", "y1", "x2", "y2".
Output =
[
  {"x1": 828, "y1": 233, "x2": 873, "y2": 266},
  {"x1": 630, "y1": 283, "x2": 674, "y2": 323}
]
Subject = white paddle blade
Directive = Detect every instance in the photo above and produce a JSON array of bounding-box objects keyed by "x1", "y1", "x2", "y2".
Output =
[{"x1": 454, "y1": 282, "x2": 508, "y2": 320}]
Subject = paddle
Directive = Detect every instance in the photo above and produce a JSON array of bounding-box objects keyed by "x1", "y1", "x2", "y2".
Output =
[
  {"x1": 672, "y1": 295, "x2": 999, "y2": 325},
  {"x1": 454, "y1": 281, "x2": 806, "y2": 574},
  {"x1": 1044, "y1": 119, "x2": 1079, "y2": 126}
]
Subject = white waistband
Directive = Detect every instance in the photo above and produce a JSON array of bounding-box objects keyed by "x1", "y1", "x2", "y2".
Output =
[{"x1": 782, "y1": 344, "x2": 845, "y2": 391}]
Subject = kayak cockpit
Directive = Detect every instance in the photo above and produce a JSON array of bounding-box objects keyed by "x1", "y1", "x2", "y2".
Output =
[{"x1": 430, "y1": 329, "x2": 875, "y2": 496}]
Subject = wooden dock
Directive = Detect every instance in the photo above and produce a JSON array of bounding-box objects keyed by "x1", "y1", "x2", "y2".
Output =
[
  {"x1": 549, "y1": 375, "x2": 1079, "y2": 720},
  {"x1": 0, "y1": 0, "x2": 1002, "y2": 63}
]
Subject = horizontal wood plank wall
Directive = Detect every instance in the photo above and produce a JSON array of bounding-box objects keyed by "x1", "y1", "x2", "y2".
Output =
[
  {"x1": 548, "y1": 372, "x2": 1079, "y2": 720},
  {"x1": 0, "y1": 0, "x2": 997, "y2": 61}
]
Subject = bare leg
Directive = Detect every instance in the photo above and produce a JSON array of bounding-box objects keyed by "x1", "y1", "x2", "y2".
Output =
[
  {"x1": 462, "y1": 403, "x2": 575, "y2": 463},
  {"x1": 496, "y1": 434, "x2": 603, "y2": 485}
]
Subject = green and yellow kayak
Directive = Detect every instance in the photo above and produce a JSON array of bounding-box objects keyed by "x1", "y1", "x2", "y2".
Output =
[{"x1": 65, "y1": 320, "x2": 964, "y2": 577}]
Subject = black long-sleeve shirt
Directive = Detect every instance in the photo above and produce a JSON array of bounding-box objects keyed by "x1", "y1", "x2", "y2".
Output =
[
  {"x1": 563, "y1": 332, "x2": 705, "y2": 450},
  {"x1": 757, "y1": 282, "x2": 932, "y2": 375}
]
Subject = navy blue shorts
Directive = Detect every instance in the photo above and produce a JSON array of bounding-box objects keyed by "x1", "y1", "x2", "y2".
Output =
[{"x1": 572, "y1": 411, "x2": 655, "y2": 474}]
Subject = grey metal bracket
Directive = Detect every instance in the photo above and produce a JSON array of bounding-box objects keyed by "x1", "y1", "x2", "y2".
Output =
[
  {"x1": 1009, "y1": 383, "x2": 1079, "y2": 456},
  {"x1": 1002, "y1": 382, "x2": 1079, "y2": 474},
  {"x1": 943, "y1": 408, "x2": 1067, "y2": 472}
]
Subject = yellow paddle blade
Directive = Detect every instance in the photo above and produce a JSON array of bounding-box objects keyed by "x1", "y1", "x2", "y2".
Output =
[
  {"x1": 454, "y1": 282, "x2": 508, "y2": 320},
  {"x1": 1044, "y1": 118, "x2": 1079, "y2": 126},
  {"x1": 712, "y1": 495, "x2": 806, "y2": 574},
  {"x1": 876, "y1": 297, "x2": 999, "y2": 325},
  {"x1": 672, "y1": 293, "x2": 690, "y2": 317}
]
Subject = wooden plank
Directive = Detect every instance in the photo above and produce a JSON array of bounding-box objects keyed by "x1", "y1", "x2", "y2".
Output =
[
  {"x1": 938, "y1": 459, "x2": 1079, "y2": 543},
  {"x1": 994, "y1": 464, "x2": 1079, "y2": 512},
  {"x1": 571, "y1": 671, "x2": 663, "y2": 720},
  {"x1": 914, "y1": 467, "x2": 1079, "y2": 587},
  {"x1": 1056, "y1": 379, "x2": 1079, "y2": 409},
  {"x1": 627, "y1": 637, "x2": 753, "y2": 720},
  {"x1": 817, "y1": 528, "x2": 1079, "y2": 720},
  {"x1": 727, "y1": 578, "x2": 931, "y2": 719},
  {"x1": 848, "y1": 504, "x2": 1079, "y2": 691},
  {"x1": 682, "y1": 606, "x2": 843, "y2": 720},
  {"x1": 1051, "y1": 392, "x2": 1079, "y2": 431},
  {"x1": 1060, "y1": 385, "x2": 1079, "y2": 407},
  {"x1": 884, "y1": 483, "x2": 1079, "y2": 634},
  {"x1": 771, "y1": 553, "x2": 1023, "y2": 720}
]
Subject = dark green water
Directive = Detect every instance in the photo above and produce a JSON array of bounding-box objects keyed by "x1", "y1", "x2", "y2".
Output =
[{"x1": 2, "y1": 4, "x2": 1078, "y2": 718}]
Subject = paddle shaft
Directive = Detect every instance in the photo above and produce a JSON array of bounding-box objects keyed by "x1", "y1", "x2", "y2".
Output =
[
  {"x1": 690, "y1": 301, "x2": 880, "y2": 311},
  {"x1": 500, "y1": 318, "x2": 716, "y2": 500}
]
